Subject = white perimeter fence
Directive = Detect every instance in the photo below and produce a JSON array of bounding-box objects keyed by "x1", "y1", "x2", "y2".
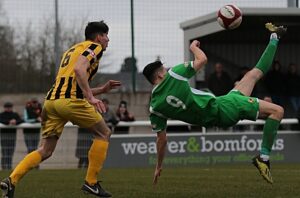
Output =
[{"x1": 0, "y1": 119, "x2": 298, "y2": 169}]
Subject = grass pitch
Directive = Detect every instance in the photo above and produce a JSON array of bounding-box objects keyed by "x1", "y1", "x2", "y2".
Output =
[{"x1": 1, "y1": 164, "x2": 300, "y2": 198}]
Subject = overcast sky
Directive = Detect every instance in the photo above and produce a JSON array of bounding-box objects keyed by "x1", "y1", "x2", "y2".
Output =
[{"x1": 1, "y1": 0, "x2": 288, "y2": 73}]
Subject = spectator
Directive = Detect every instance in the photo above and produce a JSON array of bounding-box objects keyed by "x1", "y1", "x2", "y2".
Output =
[
  {"x1": 0, "y1": 102, "x2": 23, "y2": 169},
  {"x1": 263, "y1": 96, "x2": 273, "y2": 103},
  {"x1": 101, "y1": 98, "x2": 119, "y2": 129},
  {"x1": 115, "y1": 101, "x2": 135, "y2": 134},
  {"x1": 207, "y1": 62, "x2": 233, "y2": 96},
  {"x1": 286, "y1": 63, "x2": 300, "y2": 113},
  {"x1": 116, "y1": 101, "x2": 135, "y2": 122},
  {"x1": 23, "y1": 98, "x2": 42, "y2": 154},
  {"x1": 234, "y1": 66, "x2": 250, "y2": 86},
  {"x1": 264, "y1": 60, "x2": 286, "y2": 105},
  {"x1": 75, "y1": 128, "x2": 93, "y2": 168}
]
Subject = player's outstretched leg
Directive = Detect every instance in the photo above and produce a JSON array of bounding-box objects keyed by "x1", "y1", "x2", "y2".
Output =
[
  {"x1": 233, "y1": 23, "x2": 286, "y2": 97},
  {"x1": 265, "y1": 22, "x2": 287, "y2": 39},
  {"x1": 251, "y1": 24, "x2": 286, "y2": 184},
  {"x1": 255, "y1": 23, "x2": 287, "y2": 75},
  {"x1": 1, "y1": 150, "x2": 42, "y2": 198},
  {"x1": 0, "y1": 177, "x2": 15, "y2": 198}
]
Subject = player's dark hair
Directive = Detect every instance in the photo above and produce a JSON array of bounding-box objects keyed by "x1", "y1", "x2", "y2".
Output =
[
  {"x1": 85, "y1": 21, "x2": 109, "y2": 40},
  {"x1": 143, "y1": 61, "x2": 163, "y2": 84}
]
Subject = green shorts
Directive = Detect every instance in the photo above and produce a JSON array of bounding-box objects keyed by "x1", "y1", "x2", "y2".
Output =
[{"x1": 215, "y1": 90, "x2": 259, "y2": 127}]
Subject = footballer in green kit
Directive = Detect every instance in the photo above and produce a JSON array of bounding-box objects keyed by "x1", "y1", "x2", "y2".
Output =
[{"x1": 143, "y1": 23, "x2": 287, "y2": 185}]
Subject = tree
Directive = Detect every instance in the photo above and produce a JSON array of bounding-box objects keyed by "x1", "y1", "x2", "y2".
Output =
[
  {"x1": 0, "y1": 13, "x2": 113, "y2": 93},
  {"x1": 0, "y1": 2, "x2": 18, "y2": 92}
]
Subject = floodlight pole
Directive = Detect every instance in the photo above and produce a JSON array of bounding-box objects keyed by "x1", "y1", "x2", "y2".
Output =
[
  {"x1": 287, "y1": 0, "x2": 299, "y2": 7},
  {"x1": 130, "y1": 0, "x2": 136, "y2": 93},
  {"x1": 54, "y1": 0, "x2": 60, "y2": 76}
]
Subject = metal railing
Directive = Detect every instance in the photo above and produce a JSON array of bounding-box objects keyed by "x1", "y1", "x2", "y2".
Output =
[{"x1": 0, "y1": 118, "x2": 298, "y2": 132}]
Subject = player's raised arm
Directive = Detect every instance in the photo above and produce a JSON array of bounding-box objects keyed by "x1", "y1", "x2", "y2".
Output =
[
  {"x1": 153, "y1": 130, "x2": 167, "y2": 185},
  {"x1": 190, "y1": 40, "x2": 207, "y2": 72}
]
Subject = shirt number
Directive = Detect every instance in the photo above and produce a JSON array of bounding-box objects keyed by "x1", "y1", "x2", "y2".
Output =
[
  {"x1": 166, "y1": 95, "x2": 186, "y2": 110},
  {"x1": 61, "y1": 48, "x2": 75, "y2": 68}
]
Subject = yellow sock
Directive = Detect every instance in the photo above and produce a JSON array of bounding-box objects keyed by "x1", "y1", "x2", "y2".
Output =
[
  {"x1": 10, "y1": 151, "x2": 42, "y2": 185},
  {"x1": 85, "y1": 139, "x2": 109, "y2": 185}
]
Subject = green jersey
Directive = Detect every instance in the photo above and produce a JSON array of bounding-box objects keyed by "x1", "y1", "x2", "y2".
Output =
[{"x1": 149, "y1": 62, "x2": 219, "y2": 132}]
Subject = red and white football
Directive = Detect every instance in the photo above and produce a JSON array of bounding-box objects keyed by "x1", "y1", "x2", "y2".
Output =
[{"x1": 217, "y1": 5, "x2": 242, "y2": 30}]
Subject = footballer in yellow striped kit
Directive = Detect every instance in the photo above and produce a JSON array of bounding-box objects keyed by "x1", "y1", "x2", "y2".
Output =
[{"x1": 0, "y1": 21, "x2": 120, "y2": 198}]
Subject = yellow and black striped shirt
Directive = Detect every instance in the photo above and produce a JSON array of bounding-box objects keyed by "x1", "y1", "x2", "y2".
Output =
[{"x1": 46, "y1": 41, "x2": 103, "y2": 100}]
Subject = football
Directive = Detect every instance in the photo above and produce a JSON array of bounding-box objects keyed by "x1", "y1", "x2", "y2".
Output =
[{"x1": 217, "y1": 5, "x2": 242, "y2": 30}]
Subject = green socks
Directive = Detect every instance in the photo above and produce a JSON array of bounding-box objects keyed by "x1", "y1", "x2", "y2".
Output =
[
  {"x1": 255, "y1": 39, "x2": 279, "y2": 74},
  {"x1": 260, "y1": 118, "x2": 280, "y2": 155}
]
